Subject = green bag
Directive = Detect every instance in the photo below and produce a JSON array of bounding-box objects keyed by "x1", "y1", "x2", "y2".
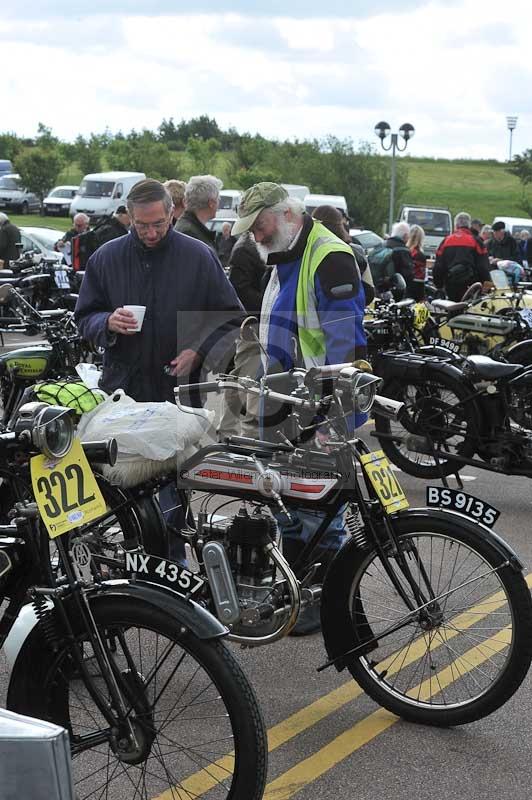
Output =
[{"x1": 34, "y1": 380, "x2": 105, "y2": 415}]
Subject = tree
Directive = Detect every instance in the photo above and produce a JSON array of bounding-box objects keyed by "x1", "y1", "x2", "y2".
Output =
[
  {"x1": 15, "y1": 146, "x2": 63, "y2": 201},
  {"x1": 75, "y1": 135, "x2": 102, "y2": 174},
  {"x1": 507, "y1": 150, "x2": 532, "y2": 216},
  {"x1": 0, "y1": 133, "x2": 23, "y2": 161},
  {"x1": 185, "y1": 137, "x2": 221, "y2": 175}
]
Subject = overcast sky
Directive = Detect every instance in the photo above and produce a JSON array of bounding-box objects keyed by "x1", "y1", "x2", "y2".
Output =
[{"x1": 3, "y1": 0, "x2": 529, "y2": 161}]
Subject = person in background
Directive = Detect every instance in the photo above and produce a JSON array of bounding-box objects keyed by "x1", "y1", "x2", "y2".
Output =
[
  {"x1": 480, "y1": 224, "x2": 493, "y2": 244},
  {"x1": 406, "y1": 224, "x2": 428, "y2": 301},
  {"x1": 518, "y1": 230, "x2": 530, "y2": 269},
  {"x1": 164, "y1": 179, "x2": 186, "y2": 224},
  {"x1": 470, "y1": 219, "x2": 483, "y2": 237},
  {"x1": 488, "y1": 221, "x2": 522, "y2": 265},
  {"x1": 216, "y1": 222, "x2": 236, "y2": 269},
  {"x1": 174, "y1": 174, "x2": 221, "y2": 251},
  {"x1": 433, "y1": 211, "x2": 491, "y2": 301},
  {"x1": 312, "y1": 204, "x2": 374, "y2": 306},
  {"x1": 218, "y1": 231, "x2": 265, "y2": 440},
  {"x1": 0, "y1": 212, "x2": 21, "y2": 265},
  {"x1": 55, "y1": 212, "x2": 90, "y2": 263},
  {"x1": 92, "y1": 206, "x2": 131, "y2": 249}
]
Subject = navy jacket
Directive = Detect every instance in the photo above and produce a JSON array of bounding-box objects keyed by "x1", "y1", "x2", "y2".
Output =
[{"x1": 75, "y1": 228, "x2": 243, "y2": 402}]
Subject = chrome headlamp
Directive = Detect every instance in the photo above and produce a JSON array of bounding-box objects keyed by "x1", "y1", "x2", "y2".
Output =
[
  {"x1": 14, "y1": 402, "x2": 75, "y2": 459},
  {"x1": 337, "y1": 367, "x2": 382, "y2": 413}
]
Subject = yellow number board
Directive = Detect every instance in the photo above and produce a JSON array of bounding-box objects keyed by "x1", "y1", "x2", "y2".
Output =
[
  {"x1": 30, "y1": 438, "x2": 107, "y2": 539},
  {"x1": 360, "y1": 450, "x2": 410, "y2": 514}
]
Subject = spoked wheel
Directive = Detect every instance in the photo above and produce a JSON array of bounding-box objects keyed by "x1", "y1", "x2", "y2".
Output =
[
  {"x1": 8, "y1": 596, "x2": 267, "y2": 800},
  {"x1": 374, "y1": 373, "x2": 477, "y2": 478},
  {"x1": 344, "y1": 515, "x2": 532, "y2": 726}
]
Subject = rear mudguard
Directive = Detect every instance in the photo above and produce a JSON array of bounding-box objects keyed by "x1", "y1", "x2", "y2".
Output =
[
  {"x1": 417, "y1": 344, "x2": 463, "y2": 362},
  {"x1": 320, "y1": 507, "x2": 523, "y2": 673},
  {"x1": 505, "y1": 339, "x2": 532, "y2": 369},
  {"x1": 5, "y1": 580, "x2": 227, "y2": 697}
]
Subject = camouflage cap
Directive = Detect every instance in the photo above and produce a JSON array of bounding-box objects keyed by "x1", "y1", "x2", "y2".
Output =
[{"x1": 232, "y1": 182, "x2": 288, "y2": 236}]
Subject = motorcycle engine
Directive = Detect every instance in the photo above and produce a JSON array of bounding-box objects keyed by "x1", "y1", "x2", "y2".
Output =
[{"x1": 507, "y1": 385, "x2": 532, "y2": 429}]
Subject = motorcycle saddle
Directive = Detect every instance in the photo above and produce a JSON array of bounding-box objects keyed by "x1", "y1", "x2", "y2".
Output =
[
  {"x1": 465, "y1": 355, "x2": 523, "y2": 380},
  {"x1": 431, "y1": 299, "x2": 469, "y2": 314}
]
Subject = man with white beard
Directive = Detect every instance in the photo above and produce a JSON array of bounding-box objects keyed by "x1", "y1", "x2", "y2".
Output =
[{"x1": 231, "y1": 182, "x2": 367, "y2": 634}]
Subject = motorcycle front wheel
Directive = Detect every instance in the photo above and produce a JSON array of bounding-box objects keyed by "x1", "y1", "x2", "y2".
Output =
[
  {"x1": 342, "y1": 514, "x2": 532, "y2": 726},
  {"x1": 8, "y1": 595, "x2": 267, "y2": 800},
  {"x1": 374, "y1": 372, "x2": 477, "y2": 478}
]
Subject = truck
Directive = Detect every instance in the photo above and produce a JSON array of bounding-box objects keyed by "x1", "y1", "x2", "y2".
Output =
[
  {"x1": 398, "y1": 205, "x2": 453, "y2": 255},
  {"x1": 70, "y1": 171, "x2": 146, "y2": 221}
]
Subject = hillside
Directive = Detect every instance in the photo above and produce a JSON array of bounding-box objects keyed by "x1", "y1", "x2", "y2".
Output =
[{"x1": 402, "y1": 158, "x2": 527, "y2": 225}]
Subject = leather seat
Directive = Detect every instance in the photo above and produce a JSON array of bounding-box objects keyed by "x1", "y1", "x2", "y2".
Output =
[
  {"x1": 465, "y1": 355, "x2": 523, "y2": 379},
  {"x1": 431, "y1": 299, "x2": 469, "y2": 314}
]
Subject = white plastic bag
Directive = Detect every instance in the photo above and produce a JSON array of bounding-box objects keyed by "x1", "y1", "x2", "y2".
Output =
[
  {"x1": 75, "y1": 362, "x2": 103, "y2": 390},
  {"x1": 76, "y1": 390, "x2": 214, "y2": 487}
]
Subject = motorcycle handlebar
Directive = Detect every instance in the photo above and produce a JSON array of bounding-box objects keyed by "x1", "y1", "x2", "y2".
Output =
[
  {"x1": 81, "y1": 439, "x2": 118, "y2": 467},
  {"x1": 177, "y1": 381, "x2": 222, "y2": 399}
]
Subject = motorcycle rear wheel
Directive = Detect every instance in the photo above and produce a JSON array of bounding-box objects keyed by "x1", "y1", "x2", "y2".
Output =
[
  {"x1": 343, "y1": 515, "x2": 532, "y2": 726},
  {"x1": 374, "y1": 372, "x2": 477, "y2": 478}
]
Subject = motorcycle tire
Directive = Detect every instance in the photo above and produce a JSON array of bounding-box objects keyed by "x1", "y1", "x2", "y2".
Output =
[
  {"x1": 8, "y1": 594, "x2": 267, "y2": 800},
  {"x1": 374, "y1": 371, "x2": 477, "y2": 478},
  {"x1": 328, "y1": 513, "x2": 532, "y2": 726}
]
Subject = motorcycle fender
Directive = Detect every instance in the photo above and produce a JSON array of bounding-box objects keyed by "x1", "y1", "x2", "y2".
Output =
[
  {"x1": 320, "y1": 508, "x2": 523, "y2": 673},
  {"x1": 4, "y1": 580, "x2": 227, "y2": 680}
]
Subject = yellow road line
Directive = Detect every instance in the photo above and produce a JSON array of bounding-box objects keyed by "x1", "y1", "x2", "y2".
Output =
[
  {"x1": 264, "y1": 625, "x2": 513, "y2": 799},
  {"x1": 158, "y1": 572, "x2": 532, "y2": 799}
]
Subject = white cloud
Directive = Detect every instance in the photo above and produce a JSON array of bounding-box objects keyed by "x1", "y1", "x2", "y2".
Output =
[{"x1": 1, "y1": 2, "x2": 529, "y2": 160}]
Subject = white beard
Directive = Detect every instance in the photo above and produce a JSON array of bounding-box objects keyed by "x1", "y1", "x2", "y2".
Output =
[{"x1": 256, "y1": 217, "x2": 299, "y2": 261}]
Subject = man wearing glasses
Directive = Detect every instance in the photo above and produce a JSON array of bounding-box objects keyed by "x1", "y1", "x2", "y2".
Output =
[{"x1": 75, "y1": 178, "x2": 243, "y2": 404}]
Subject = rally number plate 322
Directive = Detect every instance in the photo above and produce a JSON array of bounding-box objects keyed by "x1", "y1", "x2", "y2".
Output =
[{"x1": 360, "y1": 450, "x2": 410, "y2": 514}]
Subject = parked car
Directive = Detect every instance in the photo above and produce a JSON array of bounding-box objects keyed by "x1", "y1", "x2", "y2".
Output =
[
  {"x1": 0, "y1": 174, "x2": 41, "y2": 215},
  {"x1": 398, "y1": 205, "x2": 452, "y2": 255},
  {"x1": 350, "y1": 228, "x2": 384, "y2": 254},
  {"x1": 42, "y1": 185, "x2": 79, "y2": 217},
  {"x1": 0, "y1": 159, "x2": 14, "y2": 176},
  {"x1": 206, "y1": 216, "x2": 237, "y2": 237},
  {"x1": 216, "y1": 189, "x2": 241, "y2": 218},
  {"x1": 19, "y1": 226, "x2": 63, "y2": 261}
]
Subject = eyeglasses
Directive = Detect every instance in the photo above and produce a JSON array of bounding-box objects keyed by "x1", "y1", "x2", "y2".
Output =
[{"x1": 132, "y1": 218, "x2": 170, "y2": 233}]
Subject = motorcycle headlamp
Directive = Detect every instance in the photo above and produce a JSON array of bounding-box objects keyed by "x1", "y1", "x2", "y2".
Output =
[
  {"x1": 14, "y1": 402, "x2": 75, "y2": 459},
  {"x1": 337, "y1": 367, "x2": 382, "y2": 414}
]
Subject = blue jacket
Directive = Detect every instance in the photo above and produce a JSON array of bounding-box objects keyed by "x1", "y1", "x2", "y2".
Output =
[{"x1": 75, "y1": 227, "x2": 243, "y2": 402}]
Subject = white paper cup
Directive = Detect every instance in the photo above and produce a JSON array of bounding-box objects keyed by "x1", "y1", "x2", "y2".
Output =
[{"x1": 123, "y1": 305, "x2": 146, "y2": 332}]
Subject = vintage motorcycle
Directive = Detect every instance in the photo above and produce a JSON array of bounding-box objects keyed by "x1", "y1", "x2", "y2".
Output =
[
  {"x1": 141, "y1": 346, "x2": 532, "y2": 727},
  {"x1": 1, "y1": 402, "x2": 267, "y2": 800},
  {"x1": 373, "y1": 347, "x2": 532, "y2": 480}
]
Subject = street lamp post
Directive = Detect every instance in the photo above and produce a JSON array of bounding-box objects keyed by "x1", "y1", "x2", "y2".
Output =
[
  {"x1": 506, "y1": 116, "x2": 518, "y2": 162},
  {"x1": 374, "y1": 121, "x2": 415, "y2": 234}
]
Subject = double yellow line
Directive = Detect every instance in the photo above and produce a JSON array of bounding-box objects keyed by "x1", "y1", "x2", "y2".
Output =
[{"x1": 158, "y1": 572, "x2": 532, "y2": 800}]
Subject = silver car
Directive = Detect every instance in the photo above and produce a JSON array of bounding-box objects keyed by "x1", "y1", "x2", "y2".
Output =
[{"x1": 0, "y1": 174, "x2": 41, "y2": 215}]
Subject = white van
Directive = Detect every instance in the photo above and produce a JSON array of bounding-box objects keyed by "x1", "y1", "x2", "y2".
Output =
[
  {"x1": 492, "y1": 216, "x2": 532, "y2": 237},
  {"x1": 281, "y1": 184, "x2": 310, "y2": 201},
  {"x1": 398, "y1": 205, "x2": 452, "y2": 255},
  {"x1": 216, "y1": 189, "x2": 241, "y2": 218},
  {"x1": 304, "y1": 193, "x2": 348, "y2": 216},
  {"x1": 70, "y1": 171, "x2": 146, "y2": 220}
]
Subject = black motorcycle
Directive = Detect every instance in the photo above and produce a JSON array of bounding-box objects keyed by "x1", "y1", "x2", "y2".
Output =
[
  {"x1": 161, "y1": 355, "x2": 532, "y2": 727},
  {"x1": 373, "y1": 348, "x2": 532, "y2": 479},
  {"x1": 1, "y1": 402, "x2": 267, "y2": 800}
]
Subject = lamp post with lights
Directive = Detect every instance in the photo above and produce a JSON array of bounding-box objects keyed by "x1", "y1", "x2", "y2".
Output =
[
  {"x1": 506, "y1": 116, "x2": 518, "y2": 162},
  {"x1": 374, "y1": 121, "x2": 415, "y2": 234}
]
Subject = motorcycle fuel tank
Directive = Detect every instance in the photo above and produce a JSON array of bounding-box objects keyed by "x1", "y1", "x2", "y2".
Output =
[
  {"x1": 181, "y1": 453, "x2": 340, "y2": 502},
  {"x1": 0, "y1": 345, "x2": 54, "y2": 379},
  {"x1": 447, "y1": 313, "x2": 516, "y2": 336}
]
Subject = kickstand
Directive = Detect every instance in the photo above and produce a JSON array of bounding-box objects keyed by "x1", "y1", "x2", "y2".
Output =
[{"x1": 453, "y1": 470, "x2": 464, "y2": 490}]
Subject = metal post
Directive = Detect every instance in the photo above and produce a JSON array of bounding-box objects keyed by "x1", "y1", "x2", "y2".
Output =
[
  {"x1": 509, "y1": 127, "x2": 513, "y2": 162},
  {"x1": 506, "y1": 116, "x2": 518, "y2": 162},
  {"x1": 388, "y1": 133, "x2": 398, "y2": 235}
]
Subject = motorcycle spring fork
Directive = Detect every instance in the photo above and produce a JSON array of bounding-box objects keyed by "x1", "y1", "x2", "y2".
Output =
[
  {"x1": 345, "y1": 506, "x2": 371, "y2": 550},
  {"x1": 32, "y1": 593, "x2": 60, "y2": 651}
]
